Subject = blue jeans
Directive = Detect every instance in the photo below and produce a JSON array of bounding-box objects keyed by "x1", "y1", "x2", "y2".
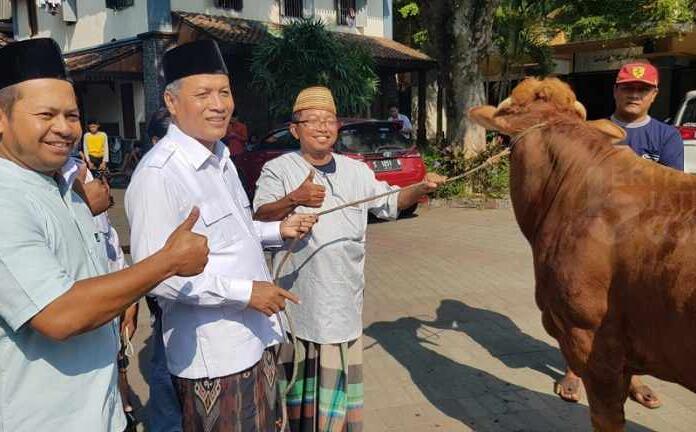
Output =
[{"x1": 145, "y1": 298, "x2": 182, "y2": 432}]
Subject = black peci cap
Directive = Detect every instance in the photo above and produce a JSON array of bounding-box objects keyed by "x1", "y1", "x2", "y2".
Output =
[
  {"x1": 163, "y1": 39, "x2": 228, "y2": 86},
  {"x1": 0, "y1": 38, "x2": 69, "y2": 90}
]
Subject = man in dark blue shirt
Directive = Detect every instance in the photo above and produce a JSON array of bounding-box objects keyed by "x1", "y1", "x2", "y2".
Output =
[
  {"x1": 555, "y1": 62, "x2": 683, "y2": 410},
  {"x1": 610, "y1": 62, "x2": 684, "y2": 171}
]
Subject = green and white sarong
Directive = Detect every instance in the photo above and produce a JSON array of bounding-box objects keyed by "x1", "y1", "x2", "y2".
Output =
[{"x1": 278, "y1": 336, "x2": 364, "y2": 432}]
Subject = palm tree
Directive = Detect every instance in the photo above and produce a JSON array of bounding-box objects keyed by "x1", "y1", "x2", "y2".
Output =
[{"x1": 250, "y1": 19, "x2": 379, "y2": 119}]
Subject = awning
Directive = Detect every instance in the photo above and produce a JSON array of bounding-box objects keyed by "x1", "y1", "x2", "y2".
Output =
[
  {"x1": 173, "y1": 11, "x2": 435, "y2": 71},
  {"x1": 64, "y1": 38, "x2": 142, "y2": 77}
]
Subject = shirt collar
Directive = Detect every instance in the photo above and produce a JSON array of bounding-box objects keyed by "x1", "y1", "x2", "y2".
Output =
[
  {"x1": 0, "y1": 156, "x2": 61, "y2": 189},
  {"x1": 611, "y1": 115, "x2": 651, "y2": 129},
  {"x1": 59, "y1": 157, "x2": 83, "y2": 188},
  {"x1": 167, "y1": 123, "x2": 230, "y2": 170}
]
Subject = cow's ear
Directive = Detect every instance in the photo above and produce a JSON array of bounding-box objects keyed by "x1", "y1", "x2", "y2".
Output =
[
  {"x1": 468, "y1": 106, "x2": 514, "y2": 135},
  {"x1": 587, "y1": 119, "x2": 627, "y2": 144}
]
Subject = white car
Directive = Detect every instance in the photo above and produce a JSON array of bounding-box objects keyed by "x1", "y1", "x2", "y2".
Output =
[{"x1": 674, "y1": 90, "x2": 696, "y2": 173}]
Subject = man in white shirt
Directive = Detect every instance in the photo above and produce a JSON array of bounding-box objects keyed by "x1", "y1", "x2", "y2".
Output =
[
  {"x1": 388, "y1": 105, "x2": 413, "y2": 138},
  {"x1": 125, "y1": 40, "x2": 317, "y2": 432},
  {"x1": 254, "y1": 86, "x2": 445, "y2": 432},
  {"x1": 0, "y1": 37, "x2": 208, "y2": 432}
]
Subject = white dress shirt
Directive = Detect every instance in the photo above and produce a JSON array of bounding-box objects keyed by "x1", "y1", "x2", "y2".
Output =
[
  {"x1": 125, "y1": 124, "x2": 286, "y2": 379},
  {"x1": 62, "y1": 158, "x2": 128, "y2": 273}
]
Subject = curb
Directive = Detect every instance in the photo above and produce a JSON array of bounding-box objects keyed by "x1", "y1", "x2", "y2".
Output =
[{"x1": 425, "y1": 197, "x2": 512, "y2": 210}]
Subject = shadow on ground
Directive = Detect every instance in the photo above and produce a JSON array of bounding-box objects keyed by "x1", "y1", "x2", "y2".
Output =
[{"x1": 364, "y1": 299, "x2": 654, "y2": 432}]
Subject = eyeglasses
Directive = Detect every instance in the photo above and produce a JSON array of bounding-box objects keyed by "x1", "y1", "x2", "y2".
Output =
[{"x1": 294, "y1": 119, "x2": 339, "y2": 130}]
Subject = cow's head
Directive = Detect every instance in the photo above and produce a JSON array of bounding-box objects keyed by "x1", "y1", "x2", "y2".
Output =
[{"x1": 469, "y1": 77, "x2": 626, "y2": 144}]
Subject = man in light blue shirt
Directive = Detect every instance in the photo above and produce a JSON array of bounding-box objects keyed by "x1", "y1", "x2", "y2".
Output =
[{"x1": 0, "y1": 38, "x2": 209, "y2": 432}]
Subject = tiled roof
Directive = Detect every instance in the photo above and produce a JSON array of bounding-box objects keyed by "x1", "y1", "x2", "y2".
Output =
[
  {"x1": 174, "y1": 11, "x2": 435, "y2": 70},
  {"x1": 64, "y1": 39, "x2": 141, "y2": 72}
]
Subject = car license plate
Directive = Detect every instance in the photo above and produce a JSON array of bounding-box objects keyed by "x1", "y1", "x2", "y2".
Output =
[{"x1": 372, "y1": 159, "x2": 401, "y2": 172}]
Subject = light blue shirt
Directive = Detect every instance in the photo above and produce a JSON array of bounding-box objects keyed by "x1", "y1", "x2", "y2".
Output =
[{"x1": 0, "y1": 158, "x2": 125, "y2": 432}]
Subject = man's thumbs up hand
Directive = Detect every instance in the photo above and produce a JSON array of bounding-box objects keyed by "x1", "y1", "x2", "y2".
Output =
[
  {"x1": 288, "y1": 170, "x2": 326, "y2": 208},
  {"x1": 162, "y1": 207, "x2": 209, "y2": 276}
]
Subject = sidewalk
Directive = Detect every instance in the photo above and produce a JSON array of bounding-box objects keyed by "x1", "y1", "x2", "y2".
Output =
[{"x1": 110, "y1": 193, "x2": 696, "y2": 431}]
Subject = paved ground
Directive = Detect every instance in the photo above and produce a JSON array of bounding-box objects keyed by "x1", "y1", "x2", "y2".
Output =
[{"x1": 110, "y1": 191, "x2": 696, "y2": 431}]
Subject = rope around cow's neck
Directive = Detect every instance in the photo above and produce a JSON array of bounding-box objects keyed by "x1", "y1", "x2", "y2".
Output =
[{"x1": 275, "y1": 145, "x2": 512, "y2": 430}]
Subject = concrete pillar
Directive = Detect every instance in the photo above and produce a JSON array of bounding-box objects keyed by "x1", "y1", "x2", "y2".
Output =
[
  {"x1": 139, "y1": 33, "x2": 176, "y2": 132},
  {"x1": 417, "y1": 69, "x2": 426, "y2": 146}
]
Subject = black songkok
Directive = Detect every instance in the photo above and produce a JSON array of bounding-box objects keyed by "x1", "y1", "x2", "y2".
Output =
[
  {"x1": 163, "y1": 39, "x2": 228, "y2": 86},
  {"x1": 0, "y1": 38, "x2": 68, "y2": 90}
]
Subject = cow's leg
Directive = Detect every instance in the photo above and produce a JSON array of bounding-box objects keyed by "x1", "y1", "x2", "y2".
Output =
[
  {"x1": 553, "y1": 323, "x2": 627, "y2": 431},
  {"x1": 583, "y1": 369, "x2": 630, "y2": 432},
  {"x1": 575, "y1": 326, "x2": 629, "y2": 432}
]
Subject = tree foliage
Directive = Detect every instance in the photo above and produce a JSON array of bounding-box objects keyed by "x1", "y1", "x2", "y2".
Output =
[
  {"x1": 393, "y1": 0, "x2": 696, "y2": 157},
  {"x1": 553, "y1": 0, "x2": 695, "y2": 41},
  {"x1": 250, "y1": 19, "x2": 379, "y2": 119}
]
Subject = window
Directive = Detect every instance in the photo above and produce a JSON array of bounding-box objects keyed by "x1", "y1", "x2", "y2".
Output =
[
  {"x1": 682, "y1": 98, "x2": 696, "y2": 126},
  {"x1": 105, "y1": 0, "x2": 134, "y2": 10},
  {"x1": 258, "y1": 129, "x2": 300, "y2": 151},
  {"x1": 215, "y1": 0, "x2": 243, "y2": 11},
  {"x1": 282, "y1": 0, "x2": 303, "y2": 18},
  {"x1": 336, "y1": 0, "x2": 356, "y2": 26}
]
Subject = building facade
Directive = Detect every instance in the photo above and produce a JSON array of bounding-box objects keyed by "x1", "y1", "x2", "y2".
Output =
[{"x1": 7, "y1": 0, "x2": 433, "y2": 156}]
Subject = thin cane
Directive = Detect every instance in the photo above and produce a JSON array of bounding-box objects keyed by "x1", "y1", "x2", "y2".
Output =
[{"x1": 275, "y1": 146, "x2": 510, "y2": 431}]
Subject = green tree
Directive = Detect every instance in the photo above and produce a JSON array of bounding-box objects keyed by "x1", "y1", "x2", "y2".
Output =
[
  {"x1": 394, "y1": 0, "x2": 695, "y2": 157},
  {"x1": 395, "y1": 0, "x2": 501, "y2": 158},
  {"x1": 553, "y1": 0, "x2": 695, "y2": 41},
  {"x1": 250, "y1": 19, "x2": 379, "y2": 119},
  {"x1": 492, "y1": 0, "x2": 556, "y2": 103}
]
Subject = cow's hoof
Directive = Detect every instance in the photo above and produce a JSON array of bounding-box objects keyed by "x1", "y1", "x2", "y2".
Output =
[
  {"x1": 554, "y1": 375, "x2": 582, "y2": 403},
  {"x1": 629, "y1": 384, "x2": 662, "y2": 409}
]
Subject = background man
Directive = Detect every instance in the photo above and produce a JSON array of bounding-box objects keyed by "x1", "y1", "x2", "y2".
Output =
[
  {"x1": 387, "y1": 104, "x2": 413, "y2": 139},
  {"x1": 0, "y1": 38, "x2": 208, "y2": 432},
  {"x1": 556, "y1": 61, "x2": 684, "y2": 409},
  {"x1": 82, "y1": 119, "x2": 109, "y2": 172},
  {"x1": 254, "y1": 86, "x2": 445, "y2": 432},
  {"x1": 609, "y1": 62, "x2": 683, "y2": 171},
  {"x1": 223, "y1": 108, "x2": 248, "y2": 157},
  {"x1": 126, "y1": 40, "x2": 317, "y2": 432}
]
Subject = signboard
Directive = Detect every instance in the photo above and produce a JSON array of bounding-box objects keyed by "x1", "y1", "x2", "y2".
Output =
[{"x1": 574, "y1": 47, "x2": 644, "y2": 73}]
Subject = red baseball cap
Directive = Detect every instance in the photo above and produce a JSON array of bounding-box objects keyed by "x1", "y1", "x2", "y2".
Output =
[{"x1": 615, "y1": 62, "x2": 659, "y2": 87}]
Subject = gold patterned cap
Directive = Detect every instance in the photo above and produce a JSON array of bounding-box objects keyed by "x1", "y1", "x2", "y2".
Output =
[{"x1": 292, "y1": 86, "x2": 337, "y2": 114}]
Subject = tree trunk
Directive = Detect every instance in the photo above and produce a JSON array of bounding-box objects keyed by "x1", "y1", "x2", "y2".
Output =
[{"x1": 449, "y1": 0, "x2": 500, "y2": 158}]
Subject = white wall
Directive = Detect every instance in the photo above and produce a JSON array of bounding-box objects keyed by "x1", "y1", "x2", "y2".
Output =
[
  {"x1": 171, "y1": 0, "x2": 386, "y2": 38},
  {"x1": 14, "y1": 0, "x2": 389, "y2": 52},
  {"x1": 314, "y1": 0, "x2": 385, "y2": 37},
  {"x1": 15, "y1": 0, "x2": 148, "y2": 52},
  {"x1": 171, "y1": 0, "x2": 280, "y2": 24}
]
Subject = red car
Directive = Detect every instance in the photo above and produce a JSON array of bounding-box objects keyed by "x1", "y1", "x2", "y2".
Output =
[{"x1": 234, "y1": 119, "x2": 427, "y2": 216}]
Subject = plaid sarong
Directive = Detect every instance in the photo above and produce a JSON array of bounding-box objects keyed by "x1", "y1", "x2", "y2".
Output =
[
  {"x1": 172, "y1": 348, "x2": 283, "y2": 432},
  {"x1": 278, "y1": 336, "x2": 364, "y2": 432}
]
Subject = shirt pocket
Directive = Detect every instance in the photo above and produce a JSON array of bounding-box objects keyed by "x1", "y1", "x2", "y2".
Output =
[
  {"x1": 199, "y1": 200, "x2": 237, "y2": 250},
  {"x1": 338, "y1": 205, "x2": 367, "y2": 242}
]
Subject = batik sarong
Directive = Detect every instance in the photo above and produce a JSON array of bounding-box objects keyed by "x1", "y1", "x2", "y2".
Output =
[{"x1": 172, "y1": 348, "x2": 283, "y2": 432}]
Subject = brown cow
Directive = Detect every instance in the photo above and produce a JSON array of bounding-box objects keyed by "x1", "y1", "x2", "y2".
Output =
[{"x1": 469, "y1": 77, "x2": 696, "y2": 431}]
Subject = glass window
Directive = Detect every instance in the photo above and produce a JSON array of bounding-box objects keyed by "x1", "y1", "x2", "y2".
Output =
[{"x1": 258, "y1": 129, "x2": 300, "y2": 151}]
